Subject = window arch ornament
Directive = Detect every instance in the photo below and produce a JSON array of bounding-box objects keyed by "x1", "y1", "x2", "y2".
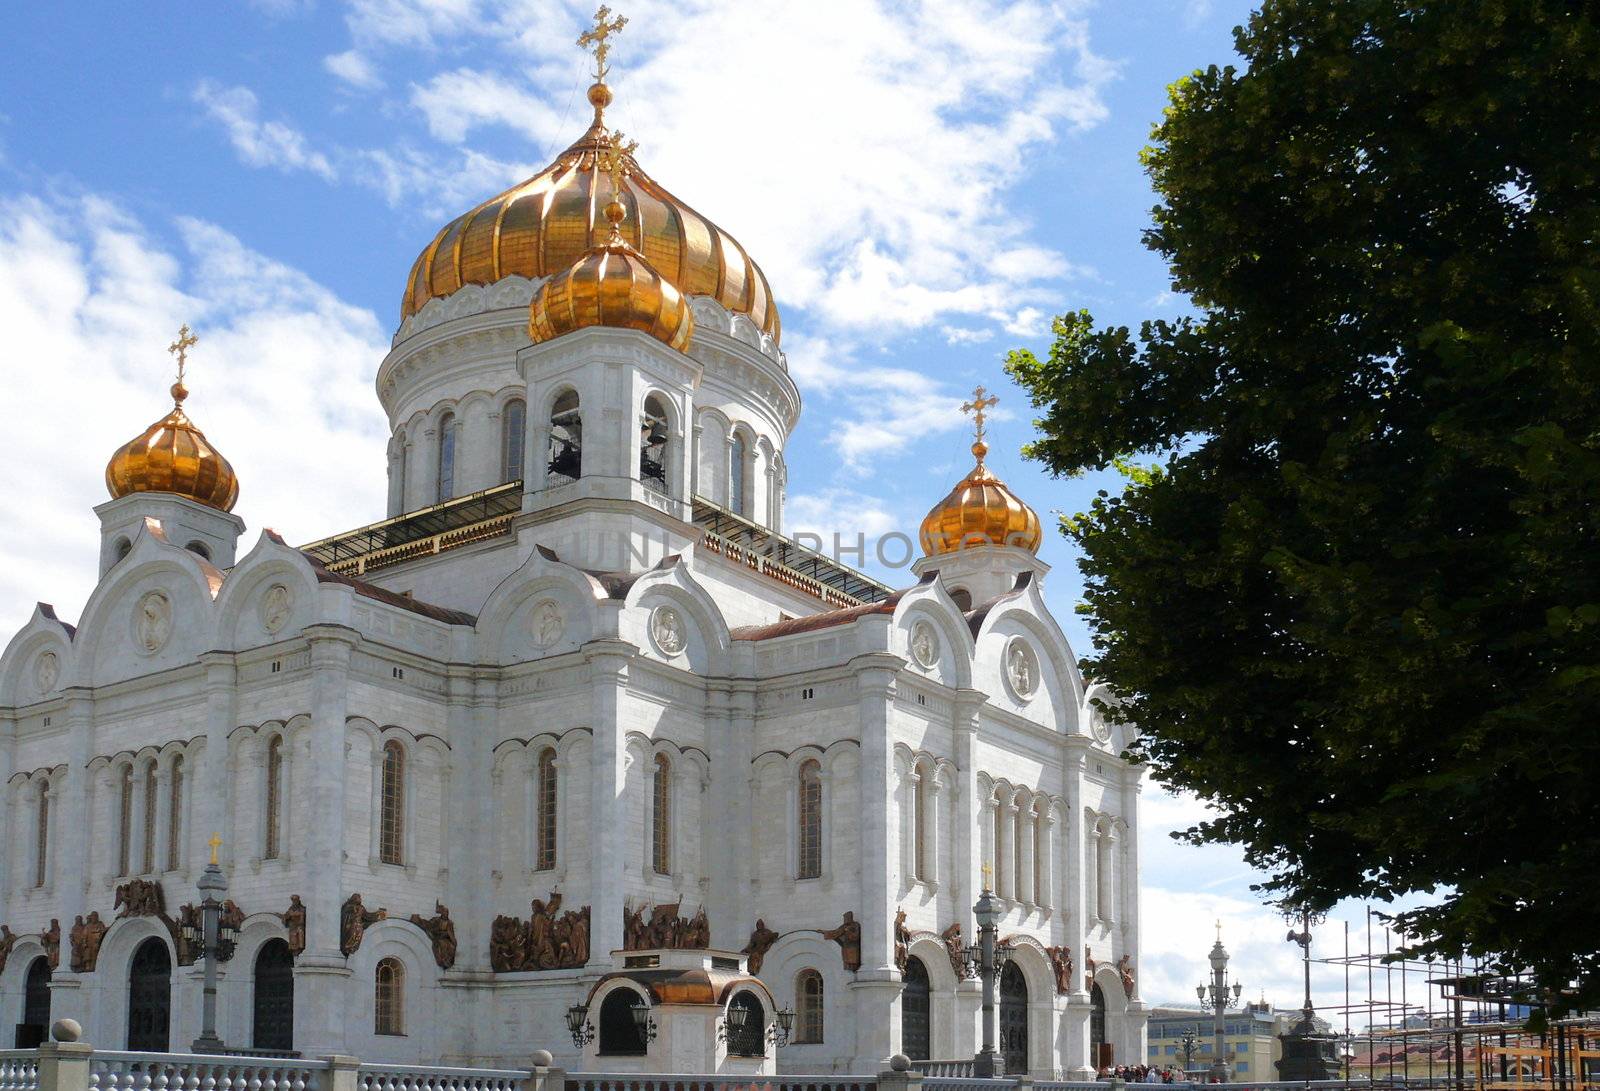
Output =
[
  {"x1": 501, "y1": 397, "x2": 527, "y2": 484},
  {"x1": 436, "y1": 411, "x2": 457, "y2": 502},
  {"x1": 651, "y1": 753, "x2": 672, "y2": 875},
  {"x1": 380, "y1": 740, "x2": 406, "y2": 866},
  {"x1": 375, "y1": 957, "x2": 405, "y2": 1035},
  {"x1": 729, "y1": 432, "x2": 749, "y2": 516},
  {"x1": 797, "y1": 759, "x2": 823, "y2": 880},
  {"x1": 548, "y1": 389, "x2": 582, "y2": 484},
  {"x1": 640, "y1": 394, "x2": 670, "y2": 494},
  {"x1": 795, "y1": 968, "x2": 825, "y2": 1044}
]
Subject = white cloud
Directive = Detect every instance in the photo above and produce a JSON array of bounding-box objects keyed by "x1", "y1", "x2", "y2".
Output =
[
  {"x1": 324, "y1": 49, "x2": 385, "y2": 90},
  {"x1": 192, "y1": 81, "x2": 338, "y2": 181},
  {"x1": 410, "y1": 69, "x2": 562, "y2": 145},
  {"x1": 0, "y1": 191, "x2": 391, "y2": 632}
]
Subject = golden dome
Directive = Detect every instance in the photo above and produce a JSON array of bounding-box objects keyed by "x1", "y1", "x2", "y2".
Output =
[
  {"x1": 529, "y1": 146, "x2": 696, "y2": 352},
  {"x1": 401, "y1": 89, "x2": 779, "y2": 342},
  {"x1": 105, "y1": 383, "x2": 240, "y2": 513},
  {"x1": 920, "y1": 385, "x2": 1041, "y2": 555}
]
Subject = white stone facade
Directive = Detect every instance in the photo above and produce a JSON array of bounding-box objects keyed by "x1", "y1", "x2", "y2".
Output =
[{"x1": 0, "y1": 290, "x2": 1145, "y2": 1076}]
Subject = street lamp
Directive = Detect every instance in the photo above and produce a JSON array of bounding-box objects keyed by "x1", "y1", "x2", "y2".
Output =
[
  {"x1": 186, "y1": 834, "x2": 239, "y2": 1053},
  {"x1": 1196, "y1": 922, "x2": 1245, "y2": 1083},
  {"x1": 1181, "y1": 1028, "x2": 1199, "y2": 1074},
  {"x1": 769, "y1": 1006, "x2": 796, "y2": 1049},
  {"x1": 565, "y1": 1003, "x2": 595, "y2": 1048},
  {"x1": 1278, "y1": 905, "x2": 1336, "y2": 1081},
  {"x1": 968, "y1": 863, "x2": 1007, "y2": 1078},
  {"x1": 629, "y1": 997, "x2": 659, "y2": 1045}
]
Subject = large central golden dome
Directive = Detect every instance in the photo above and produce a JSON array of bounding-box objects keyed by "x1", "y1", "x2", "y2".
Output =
[{"x1": 402, "y1": 90, "x2": 779, "y2": 342}]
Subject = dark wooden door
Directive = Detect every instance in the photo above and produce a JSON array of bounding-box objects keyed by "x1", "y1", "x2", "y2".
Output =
[
  {"x1": 252, "y1": 939, "x2": 295, "y2": 1051},
  {"x1": 1090, "y1": 983, "x2": 1112, "y2": 1069},
  {"x1": 127, "y1": 938, "x2": 171, "y2": 1051},
  {"x1": 901, "y1": 956, "x2": 931, "y2": 1060},
  {"x1": 17, "y1": 957, "x2": 50, "y2": 1047},
  {"x1": 1000, "y1": 960, "x2": 1028, "y2": 1074}
]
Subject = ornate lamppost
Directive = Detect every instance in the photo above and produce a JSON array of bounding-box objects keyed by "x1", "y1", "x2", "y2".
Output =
[
  {"x1": 1277, "y1": 906, "x2": 1337, "y2": 1081},
  {"x1": 565, "y1": 1002, "x2": 595, "y2": 1049},
  {"x1": 968, "y1": 863, "x2": 1008, "y2": 1078},
  {"x1": 1196, "y1": 922, "x2": 1244, "y2": 1083},
  {"x1": 1181, "y1": 1028, "x2": 1199, "y2": 1074},
  {"x1": 185, "y1": 834, "x2": 239, "y2": 1054}
]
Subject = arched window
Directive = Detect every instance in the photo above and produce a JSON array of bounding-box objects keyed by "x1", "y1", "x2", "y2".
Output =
[
  {"x1": 993, "y1": 789, "x2": 1007, "y2": 897},
  {"x1": 392, "y1": 434, "x2": 408, "y2": 513},
  {"x1": 535, "y1": 748, "x2": 557, "y2": 871},
  {"x1": 795, "y1": 968, "x2": 825, "y2": 1045},
  {"x1": 640, "y1": 394, "x2": 669, "y2": 494},
  {"x1": 34, "y1": 783, "x2": 48, "y2": 888},
  {"x1": 729, "y1": 433, "x2": 748, "y2": 516},
  {"x1": 118, "y1": 765, "x2": 133, "y2": 876},
  {"x1": 436, "y1": 412, "x2": 457, "y2": 502},
  {"x1": 1095, "y1": 823, "x2": 1112, "y2": 921},
  {"x1": 141, "y1": 759, "x2": 158, "y2": 874},
  {"x1": 380, "y1": 741, "x2": 405, "y2": 866},
  {"x1": 548, "y1": 390, "x2": 582, "y2": 484},
  {"x1": 501, "y1": 398, "x2": 526, "y2": 483},
  {"x1": 1014, "y1": 800, "x2": 1027, "y2": 903},
  {"x1": 598, "y1": 988, "x2": 649, "y2": 1056},
  {"x1": 651, "y1": 753, "x2": 671, "y2": 875},
  {"x1": 797, "y1": 759, "x2": 822, "y2": 880},
  {"x1": 185, "y1": 540, "x2": 211, "y2": 560},
  {"x1": 913, "y1": 763, "x2": 928, "y2": 881},
  {"x1": 265, "y1": 736, "x2": 284, "y2": 860},
  {"x1": 167, "y1": 755, "x2": 183, "y2": 871},
  {"x1": 901, "y1": 957, "x2": 930, "y2": 1059},
  {"x1": 726, "y1": 990, "x2": 765, "y2": 1057},
  {"x1": 1090, "y1": 982, "x2": 1108, "y2": 1069},
  {"x1": 374, "y1": 957, "x2": 405, "y2": 1036},
  {"x1": 949, "y1": 587, "x2": 972, "y2": 611},
  {"x1": 114, "y1": 537, "x2": 133, "y2": 562}
]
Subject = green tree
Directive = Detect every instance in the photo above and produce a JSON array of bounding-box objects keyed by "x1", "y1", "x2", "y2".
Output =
[{"x1": 1007, "y1": 0, "x2": 1599, "y2": 1007}]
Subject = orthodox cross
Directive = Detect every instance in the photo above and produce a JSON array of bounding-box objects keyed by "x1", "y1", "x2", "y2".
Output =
[
  {"x1": 208, "y1": 832, "x2": 223, "y2": 866},
  {"x1": 598, "y1": 130, "x2": 637, "y2": 199},
  {"x1": 981, "y1": 860, "x2": 994, "y2": 892},
  {"x1": 168, "y1": 323, "x2": 198, "y2": 386},
  {"x1": 961, "y1": 385, "x2": 999, "y2": 444},
  {"x1": 578, "y1": 6, "x2": 628, "y2": 82},
  {"x1": 1215, "y1": 918, "x2": 1223, "y2": 941}
]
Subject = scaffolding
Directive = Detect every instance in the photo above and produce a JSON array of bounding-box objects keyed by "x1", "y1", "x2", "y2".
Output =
[{"x1": 1311, "y1": 907, "x2": 1598, "y2": 1091}]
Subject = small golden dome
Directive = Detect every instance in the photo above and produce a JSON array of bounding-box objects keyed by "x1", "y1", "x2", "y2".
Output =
[
  {"x1": 528, "y1": 145, "x2": 695, "y2": 352},
  {"x1": 920, "y1": 388, "x2": 1042, "y2": 556},
  {"x1": 106, "y1": 329, "x2": 239, "y2": 512}
]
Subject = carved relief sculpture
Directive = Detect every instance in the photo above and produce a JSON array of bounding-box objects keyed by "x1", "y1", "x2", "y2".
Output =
[
  {"x1": 651, "y1": 606, "x2": 686, "y2": 655},
  {"x1": 134, "y1": 591, "x2": 172, "y2": 654},
  {"x1": 33, "y1": 651, "x2": 58, "y2": 695},
  {"x1": 490, "y1": 895, "x2": 590, "y2": 971},
  {"x1": 623, "y1": 899, "x2": 709, "y2": 950},
  {"x1": 893, "y1": 909, "x2": 910, "y2": 972},
  {"x1": 0, "y1": 925, "x2": 15, "y2": 975},
  {"x1": 1046, "y1": 945, "x2": 1074, "y2": 995},
  {"x1": 69, "y1": 912, "x2": 108, "y2": 974},
  {"x1": 528, "y1": 893, "x2": 563, "y2": 967},
  {"x1": 490, "y1": 915, "x2": 528, "y2": 972},
  {"x1": 822, "y1": 911, "x2": 862, "y2": 972},
  {"x1": 1084, "y1": 945, "x2": 1097, "y2": 994},
  {"x1": 219, "y1": 900, "x2": 245, "y2": 961},
  {"x1": 941, "y1": 922, "x2": 968, "y2": 978},
  {"x1": 115, "y1": 878, "x2": 166, "y2": 918},
  {"x1": 531, "y1": 599, "x2": 564, "y2": 649},
  {"x1": 260, "y1": 584, "x2": 292, "y2": 633},
  {"x1": 742, "y1": 918, "x2": 781, "y2": 974},
  {"x1": 1118, "y1": 953, "x2": 1136, "y2": 998},
  {"x1": 174, "y1": 904, "x2": 203, "y2": 966},
  {"x1": 282, "y1": 895, "x2": 307, "y2": 957},
  {"x1": 410, "y1": 902, "x2": 458, "y2": 970},
  {"x1": 340, "y1": 893, "x2": 386, "y2": 958},
  {"x1": 41, "y1": 919, "x2": 61, "y2": 970}
]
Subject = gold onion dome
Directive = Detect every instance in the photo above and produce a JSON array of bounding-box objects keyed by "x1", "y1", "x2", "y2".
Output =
[
  {"x1": 919, "y1": 387, "x2": 1041, "y2": 556},
  {"x1": 529, "y1": 185, "x2": 695, "y2": 352},
  {"x1": 105, "y1": 328, "x2": 239, "y2": 513},
  {"x1": 402, "y1": 81, "x2": 780, "y2": 342}
]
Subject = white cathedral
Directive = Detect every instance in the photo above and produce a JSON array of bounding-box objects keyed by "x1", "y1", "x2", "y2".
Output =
[{"x1": 0, "y1": 18, "x2": 1145, "y2": 1078}]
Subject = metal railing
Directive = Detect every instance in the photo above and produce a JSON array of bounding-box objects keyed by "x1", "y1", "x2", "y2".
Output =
[{"x1": 86, "y1": 1051, "x2": 330, "y2": 1091}]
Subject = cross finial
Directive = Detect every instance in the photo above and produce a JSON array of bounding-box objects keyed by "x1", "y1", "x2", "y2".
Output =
[
  {"x1": 578, "y1": 6, "x2": 628, "y2": 83},
  {"x1": 168, "y1": 324, "x2": 198, "y2": 403},
  {"x1": 596, "y1": 130, "x2": 638, "y2": 242},
  {"x1": 208, "y1": 832, "x2": 223, "y2": 866},
  {"x1": 961, "y1": 385, "x2": 1000, "y2": 466},
  {"x1": 981, "y1": 861, "x2": 994, "y2": 892},
  {"x1": 1215, "y1": 919, "x2": 1222, "y2": 942}
]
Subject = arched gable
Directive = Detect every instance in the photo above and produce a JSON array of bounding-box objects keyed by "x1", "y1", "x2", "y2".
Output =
[
  {"x1": 476, "y1": 545, "x2": 607, "y2": 666},
  {"x1": 893, "y1": 575, "x2": 976, "y2": 690},
  {"x1": 0, "y1": 603, "x2": 76, "y2": 708},
  {"x1": 971, "y1": 581, "x2": 1085, "y2": 731},
  {"x1": 212, "y1": 531, "x2": 324, "y2": 649},
  {"x1": 623, "y1": 557, "x2": 731, "y2": 676}
]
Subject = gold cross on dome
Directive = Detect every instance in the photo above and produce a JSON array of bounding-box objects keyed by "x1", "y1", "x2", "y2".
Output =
[
  {"x1": 599, "y1": 130, "x2": 638, "y2": 198},
  {"x1": 981, "y1": 861, "x2": 994, "y2": 892},
  {"x1": 208, "y1": 832, "x2": 223, "y2": 866},
  {"x1": 961, "y1": 385, "x2": 999, "y2": 444},
  {"x1": 168, "y1": 324, "x2": 198, "y2": 385},
  {"x1": 578, "y1": 6, "x2": 628, "y2": 82},
  {"x1": 1215, "y1": 919, "x2": 1223, "y2": 941}
]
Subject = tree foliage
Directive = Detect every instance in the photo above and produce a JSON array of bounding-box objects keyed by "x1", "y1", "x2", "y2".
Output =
[{"x1": 1006, "y1": 0, "x2": 1600, "y2": 1008}]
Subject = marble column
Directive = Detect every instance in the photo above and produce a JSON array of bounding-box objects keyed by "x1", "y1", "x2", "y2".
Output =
[
  {"x1": 997, "y1": 792, "x2": 1015, "y2": 904},
  {"x1": 1017, "y1": 793, "x2": 1035, "y2": 907},
  {"x1": 0, "y1": 712, "x2": 15, "y2": 921},
  {"x1": 584, "y1": 639, "x2": 631, "y2": 965}
]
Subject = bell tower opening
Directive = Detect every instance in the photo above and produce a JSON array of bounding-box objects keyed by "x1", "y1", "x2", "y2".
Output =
[{"x1": 548, "y1": 390, "x2": 583, "y2": 485}]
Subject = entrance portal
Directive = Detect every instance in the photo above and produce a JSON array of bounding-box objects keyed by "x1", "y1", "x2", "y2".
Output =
[
  {"x1": 1000, "y1": 960, "x2": 1028, "y2": 1075},
  {"x1": 252, "y1": 939, "x2": 295, "y2": 1051},
  {"x1": 127, "y1": 938, "x2": 171, "y2": 1051},
  {"x1": 902, "y1": 956, "x2": 931, "y2": 1060}
]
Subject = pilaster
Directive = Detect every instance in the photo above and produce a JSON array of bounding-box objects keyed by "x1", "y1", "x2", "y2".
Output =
[
  {"x1": 197, "y1": 653, "x2": 238, "y2": 871},
  {"x1": 56, "y1": 692, "x2": 95, "y2": 988},
  {"x1": 852, "y1": 651, "x2": 900, "y2": 1068},
  {"x1": 0, "y1": 711, "x2": 14, "y2": 921},
  {"x1": 1062, "y1": 745, "x2": 1092, "y2": 1077},
  {"x1": 584, "y1": 638, "x2": 634, "y2": 964}
]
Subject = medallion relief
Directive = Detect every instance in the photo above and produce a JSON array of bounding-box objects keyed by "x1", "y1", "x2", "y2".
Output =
[
  {"x1": 33, "y1": 651, "x2": 59, "y2": 696},
  {"x1": 530, "y1": 599, "x2": 564, "y2": 650},
  {"x1": 650, "y1": 605, "x2": 686, "y2": 656},
  {"x1": 909, "y1": 621, "x2": 940, "y2": 669},
  {"x1": 133, "y1": 591, "x2": 173, "y2": 654},
  {"x1": 1004, "y1": 637, "x2": 1039, "y2": 700},
  {"x1": 260, "y1": 583, "x2": 292, "y2": 634}
]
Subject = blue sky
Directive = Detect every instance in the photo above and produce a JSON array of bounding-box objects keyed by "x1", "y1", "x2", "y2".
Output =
[{"x1": 1, "y1": 0, "x2": 1409, "y2": 1022}]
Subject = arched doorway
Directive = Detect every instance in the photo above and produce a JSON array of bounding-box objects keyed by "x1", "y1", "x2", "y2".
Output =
[
  {"x1": 1091, "y1": 982, "x2": 1110, "y2": 1071},
  {"x1": 901, "y1": 956, "x2": 931, "y2": 1060},
  {"x1": 17, "y1": 957, "x2": 50, "y2": 1047},
  {"x1": 726, "y1": 989, "x2": 766, "y2": 1058},
  {"x1": 127, "y1": 938, "x2": 171, "y2": 1051},
  {"x1": 252, "y1": 939, "x2": 295, "y2": 1051},
  {"x1": 598, "y1": 988, "x2": 648, "y2": 1056},
  {"x1": 1000, "y1": 960, "x2": 1028, "y2": 1075}
]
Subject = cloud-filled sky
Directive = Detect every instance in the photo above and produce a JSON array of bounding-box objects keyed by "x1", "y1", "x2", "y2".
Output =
[{"x1": 1, "y1": 0, "x2": 1424, "y2": 1026}]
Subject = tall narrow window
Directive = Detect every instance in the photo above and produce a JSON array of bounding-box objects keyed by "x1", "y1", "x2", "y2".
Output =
[
  {"x1": 501, "y1": 398, "x2": 526, "y2": 483},
  {"x1": 374, "y1": 958, "x2": 405, "y2": 1035},
  {"x1": 795, "y1": 969, "x2": 825, "y2": 1044},
  {"x1": 729, "y1": 433, "x2": 748, "y2": 516},
  {"x1": 798, "y1": 759, "x2": 822, "y2": 879},
  {"x1": 993, "y1": 792, "x2": 1006, "y2": 896},
  {"x1": 380, "y1": 741, "x2": 405, "y2": 866},
  {"x1": 142, "y1": 759, "x2": 158, "y2": 874},
  {"x1": 118, "y1": 765, "x2": 133, "y2": 876},
  {"x1": 640, "y1": 395, "x2": 669, "y2": 494},
  {"x1": 436, "y1": 413, "x2": 456, "y2": 502},
  {"x1": 548, "y1": 390, "x2": 582, "y2": 483},
  {"x1": 34, "y1": 784, "x2": 48, "y2": 888},
  {"x1": 265, "y1": 736, "x2": 284, "y2": 860},
  {"x1": 913, "y1": 764, "x2": 928, "y2": 881},
  {"x1": 167, "y1": 755, "x2": 183, "y2": 871},
  {"x1": 651, "y1": 753, "x2": 672, "y2": 875},
  {"x1": 535, "y1": 748, "x2": 557, "y2": 871},
  {"x1": 1014, "y1": 803, "x2": 1027, "y2": 902}
]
